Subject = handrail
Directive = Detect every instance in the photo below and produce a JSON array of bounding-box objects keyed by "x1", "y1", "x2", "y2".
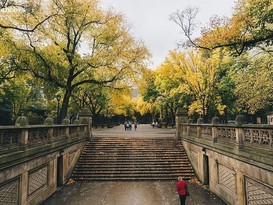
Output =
[
  {"x1": 0, "y1": 124, "x2": 88, "y2": 153},
  {"x1": 177, "y1": 122, "x2": 273, "y2": 150}
]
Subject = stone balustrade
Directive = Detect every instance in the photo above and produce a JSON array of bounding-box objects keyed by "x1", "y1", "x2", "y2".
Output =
[
  {"x1": 0, "y1": 109, "x2": 93, "y2": 205},
  {"x1": 0, "y1": 124, "x2": 88, "y2": 153},
  {"x1": 176, "y1": 111, "x2": 273, "y2": 205},
  {"x1": 178, "y1": 119, "x2": 273, "y2": 150}
]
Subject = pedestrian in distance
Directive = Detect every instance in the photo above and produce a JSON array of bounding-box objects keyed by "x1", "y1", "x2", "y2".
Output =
[
  {"x1": 176, "y1": 176, "x2": 189, "y2": 205},
  {"x1": 124, "y1": 122, "x2": 126, "y2": 130},
  {"x1": 134, "y1": 122, "x2": 137, "y2": 130}
]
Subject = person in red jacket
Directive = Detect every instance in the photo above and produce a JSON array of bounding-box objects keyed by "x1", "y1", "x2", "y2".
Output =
[{"x1": 176, "y1": 176, "x2": 188, "y2": 205}]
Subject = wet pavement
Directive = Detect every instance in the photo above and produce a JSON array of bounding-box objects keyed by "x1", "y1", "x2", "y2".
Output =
[{"x1": 41, "y1": 125, "x2": 226, "y2": 205}]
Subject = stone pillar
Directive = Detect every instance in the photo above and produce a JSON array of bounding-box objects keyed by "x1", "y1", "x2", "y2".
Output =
[
  {"x1": 212, "y1": 117, "x2": 220, "y2": 143},
  {"x1": 73, "y1": 119, "x2": 81, "y2": 137},
  {"x1": 20, "y1": 172, "x2": 28, "y2": 205},
  {"x1": 235, "y1": 115, "x2": 247, "y2": 150},
  {"x1": 197, "y1": 117, "x2": 204, "y2": 138},
  {"x1": 186, "y1": 118, "x2": 193, "y2": 137},
  {"x1": 15, "y1": 115, "x2": 29, "y2": 147},
  {"x1": 62, "y1": 118, "x2": 70, "y2": 138},
  {"x1": 58, "y1": 151, "x2": 68, "y2": 186},
  {"x1": 19, "y1": 130, "x2": 28, "y2": 147},
  {"x1": 78, "y1": 108, "x2": 92, "y2": 140},
  {"x1": 48, "y1": 159, "x2": 58, "y2": 189},
  {"x1": 236, "y1": 170, "x2": 245, "y2": 205},
  {"x1": 44, "y1": 117, "x2": 54, "y2": 141}
]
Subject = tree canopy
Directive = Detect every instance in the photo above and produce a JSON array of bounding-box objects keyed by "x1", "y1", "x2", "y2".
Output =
[
  {"x1": 170, "y1": 0, "x2": 273, "y2": 54},
  {"x1": 0, "y1": 0, "x2": 149, "y2": 123}
]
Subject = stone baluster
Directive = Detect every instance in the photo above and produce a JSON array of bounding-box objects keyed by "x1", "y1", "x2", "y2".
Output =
[
  {"x1": 78, "y1": 108, "x2": 93, "y2": 140},
  {"x1": 212, "y1": 117, "x2": 220, "y2": 143},
  {"x1": 235, "y1": 115, "x2": 247, "y2": 150},
  {"x1": 73, "y1": 118, "x2": 81, "y2": 137},
  {"x1": 44, "y1": 117, "x2": 54, "y2": 141},
  {"x1": 62, "y1": 117, "x2": 70, "y2": 138},
  {"x1": 15, "y1": 115, "x2": 29, "y2": 148},
  {"x1": 186, "y1": 118, "x2": 193, "y2": 137},
  {"x1": 197, "y1": 117, "x2": 204, "y2": 138}
]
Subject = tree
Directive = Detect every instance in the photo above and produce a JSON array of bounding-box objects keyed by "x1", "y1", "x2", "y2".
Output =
[
  {"x1": 232, "y1": 53, "x2": 273, "y2": 114},
  {"x1": 154, "y1": 59, "x2": 184, "y2": 125},
  {"x1": 170, "y1": 0, "x2": 273, "y2": 54},
  {"x1": 4, "y1": 0, "x2": 149, "y2": 123},
  {"x1": 138, "y1": 69, "x2": 161, "y2": 121},
  {"x1": 0, "y1": 0, "x2": 57, "y2": 32},
  {"x1": 154, "y1": 50, "x2": 228, "y2": 121}
]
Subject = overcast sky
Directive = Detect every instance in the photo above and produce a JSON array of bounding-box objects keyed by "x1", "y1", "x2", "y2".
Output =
[{"x1": 101, "y1": 0, "x2": 236, "y2": 69}]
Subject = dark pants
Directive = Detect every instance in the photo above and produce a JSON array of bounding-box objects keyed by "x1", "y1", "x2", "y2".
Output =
[{"x1": 179, "y1": 195, "x2": 186, "y2": 205}]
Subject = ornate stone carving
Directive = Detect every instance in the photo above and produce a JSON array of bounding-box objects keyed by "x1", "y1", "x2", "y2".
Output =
[
  {"x1": 201, "y1": 126, "x2": 212, "y2": 139},
  {"x1": 0, "y1": 130, "x2": 20, "y2": 148},
  {"x1": 28, "y1": 166, "x2": 48, "y2": 196},
  {"x1": 245, "y1": 129, "x2": 271, "y2": 145},
  {"x1": 218, "y1": 164, "x2": 236, "y2": 193},
  {"x1": 218, "y1": 127, "x2": 236, "y2": 140},
  {"x1": 246, "y1": 177, "x2": 273, "y2": 205},
  {"x1": 0, "y1": 179, "x2": 19, "y2": 205},
  {"x1": 28, "y1": 128, "x2": 48, "y2": 145},
  {"x1": 189, "y1": 126, "x2": 197, "y2": 136}
]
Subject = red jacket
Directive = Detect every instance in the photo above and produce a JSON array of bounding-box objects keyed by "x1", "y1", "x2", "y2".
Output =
[{"x1": 176, "y1": 181, "x2": 188, "y2": 196}]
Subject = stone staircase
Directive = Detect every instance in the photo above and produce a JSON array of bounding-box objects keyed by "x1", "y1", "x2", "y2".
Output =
[{"x1": 71, "y1": 137, "x2": 195, "y2": 181}]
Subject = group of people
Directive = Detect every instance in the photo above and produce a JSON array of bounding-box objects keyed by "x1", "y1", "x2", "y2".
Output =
[
  {"x1": 151, "y1": 121, "x2": 158, "y2": 128},
  {"x1": 124, "y1": 121, "x2": 138, "y2": 131}
]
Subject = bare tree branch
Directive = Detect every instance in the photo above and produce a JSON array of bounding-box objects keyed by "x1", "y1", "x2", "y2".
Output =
[
  {"x1": 170, "y1": 5, "x2": 273, "y2": 54},
  {"x1": 0, "y1": 14, "x2": 56, "y2": 32}
]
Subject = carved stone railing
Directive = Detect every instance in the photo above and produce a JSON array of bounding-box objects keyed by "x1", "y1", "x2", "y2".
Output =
[
  {"x1": 176, "y1": 115, "x2": 273, "y2": 150},
  {"x1": 0, "y1": 108, "x2": 92, "y2": 155},
  {"x1": 0, "y1": 124, "x2": 89, "y2": 154},
  {"x1": 175, "y1": 110, "x2": 273, "y2": 205}
]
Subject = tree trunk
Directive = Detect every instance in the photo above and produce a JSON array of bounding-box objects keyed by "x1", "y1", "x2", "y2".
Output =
[{"x1": 58, "y1": 90, "x2": 71, "y2": 124}]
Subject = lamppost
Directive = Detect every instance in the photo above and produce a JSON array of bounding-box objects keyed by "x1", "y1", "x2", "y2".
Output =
[{"x1": 56, "y1": 94, "x2": 61, "y2": 124}]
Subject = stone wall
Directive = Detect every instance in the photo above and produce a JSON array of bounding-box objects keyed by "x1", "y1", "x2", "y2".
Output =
[
  {"x1": 183, "y1": 141, "x2": 273, "y2": 205},
  {"x1": 0, "y1": 142, "x2": 85, "y2": 205},
  {"x1": 175, "y1": 113, "x2": 273, "y2": 205},
  {"x1": 0, "y1": 120, "x2": 89, "y2": 205}
]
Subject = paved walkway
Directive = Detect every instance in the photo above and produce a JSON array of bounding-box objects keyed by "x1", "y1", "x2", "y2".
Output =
[{"x1": 42, "y1": 124, "x2": 226, "y2": 205}]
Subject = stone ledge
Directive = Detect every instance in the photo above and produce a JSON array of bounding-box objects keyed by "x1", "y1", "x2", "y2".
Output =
[{"x1": 182, "y1": 137, "x2": 273, "y2": 172}]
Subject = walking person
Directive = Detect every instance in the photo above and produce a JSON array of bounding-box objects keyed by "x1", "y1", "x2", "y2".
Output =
[
  {"x1": 134, "y1": 121, "x2": 137, "y2": 130},
  {"x1": 124, "y1": 122, "x2": 127, "y2": 130},
  {"x1": 176, "y1": 176, "x2": 189, "y2": 205}
]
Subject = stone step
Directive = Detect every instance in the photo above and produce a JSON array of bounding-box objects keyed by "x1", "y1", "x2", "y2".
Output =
[
  {"x1": 71, "y1": 176, "x2": 189, "y2": 181},
  {"x1": 81, "y1": 152, "x2": 187, "y2": 156},
  {"x1": 71, "y1": 173, "x2": 195, "y2": 181},
  {"x1": 79, "y1": 155, "x2": 188, "y2": 159},
  {"x1": 73, "y1": 170, "x2": 195, "y2": 174},
  {"x1": 77, "y1": 159, "x2": 190, "y2": 164},
  {"x1": 74, "y1": 165, "x2": 194, "y2": 170},
  {"x1": 72, "y1": 137, "x2": 195, "y2": 181},
  {"x1": 82, "y1": 148, "x2": 185, "y2": 153},
  {"x1": 72, "y1": 172, "x2": 195, "y2": 177},
  {"x1": 89, "y1": 138, "x2": 174, "y2": 141},
  {"x1": 75, "y1": 161, "x2": 191, "y2": 166},
  {"x1": 75, "y1": 163, "x2": 191, "y2": 168}
]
